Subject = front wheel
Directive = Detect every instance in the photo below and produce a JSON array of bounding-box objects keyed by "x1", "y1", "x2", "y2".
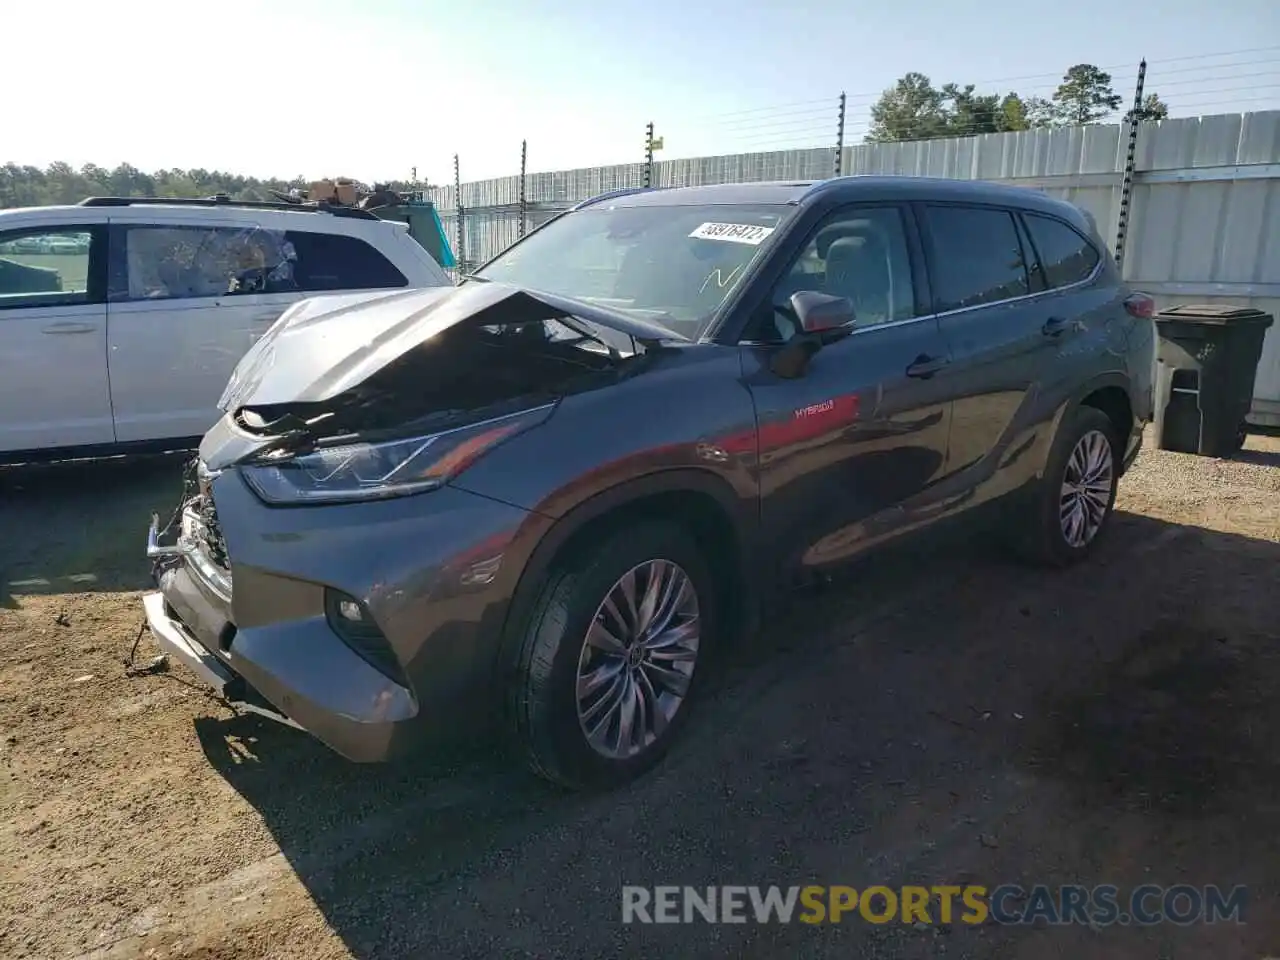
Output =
[
  {"x1": 1011, "y1": 406, "x2": 1120, "y2": 567},
  {"x1": 508, "y1": 521, "x2": 718, "y2": 790}
]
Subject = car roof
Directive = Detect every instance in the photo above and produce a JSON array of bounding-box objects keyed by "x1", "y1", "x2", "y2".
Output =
[
  {"x1": 0, "y1": 199, "x2": 394, "y2": 227},
  {"x1": 0, "y1": 205, "x2": 98, "y2": 218},
  {"x1": 0, "y1": 200, "x2": 403, "y2": 236},
  {"x1": 595, "y1": 181, "x2": 819, "y2": 206},
  {"x1": 597, "y1": 176, "x2": 1087, "y2": 224}
]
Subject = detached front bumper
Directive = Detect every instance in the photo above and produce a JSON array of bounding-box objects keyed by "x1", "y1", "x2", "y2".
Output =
[
  {"x1": 144, "y1": 508, "x2": 305, "y2": 732},
  {"x1": 142, "y1": 509, "x2": 417, "y2": 762},
  {"x1": 141, "y1": 589, "x2": 303, "y2": 731},
  {"x1": 139, "y1": 468, "x2": 534, "y2": 763}
]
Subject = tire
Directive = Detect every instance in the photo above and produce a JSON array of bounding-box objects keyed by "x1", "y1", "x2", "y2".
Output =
[
  {"x1": 1010, "y1": 405, "x2": 1121, "y2": 567},
  {"x1": 508, "y1": 521, "x2": 719, "y2": 791}
]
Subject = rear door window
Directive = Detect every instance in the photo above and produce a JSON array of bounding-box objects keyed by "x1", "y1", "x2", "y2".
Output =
[
  {"x1": 1022, "y1": 213, "x2": 1100, "y2": 289},
  {"x1": 112, "y1": 225, "x2": 298, "y2": 301},
  {"x1": 284, "y1": 231, "x2": 408, "y2": 291},
  {"x1": 923, "y1": 206, "x2": 1032, "y2": 312}
]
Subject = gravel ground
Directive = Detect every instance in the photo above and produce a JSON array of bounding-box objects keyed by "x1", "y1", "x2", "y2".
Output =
[{"x1": 1, "y1": 429, "x2": 1278, "y2": 960}]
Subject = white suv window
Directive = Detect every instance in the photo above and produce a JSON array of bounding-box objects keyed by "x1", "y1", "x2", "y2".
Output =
[
  {"x1": 111, "y1": 223, "x2": 409, "y2": 302},
  {"x1": 0, "y1": 228, "x2": 94, "y2": 309},
  {"x1": 116, "y1": 225, "x2": 298, "y2": 301},
  {"x1": 284, "y1": 230, "x2": 408, "y2": 291}
]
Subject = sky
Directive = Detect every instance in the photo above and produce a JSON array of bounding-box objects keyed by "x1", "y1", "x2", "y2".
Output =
[{"x1": 7, "y1": 0, "x2": 1279, "y2": 185}]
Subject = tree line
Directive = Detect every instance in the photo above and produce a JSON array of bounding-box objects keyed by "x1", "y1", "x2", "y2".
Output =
[
  {"x1": 867, "y1": 63, "x2": 1168, "y2": 142},
  {"x1": 0, "y1": 163, "x2": 419, "y2": 210}
]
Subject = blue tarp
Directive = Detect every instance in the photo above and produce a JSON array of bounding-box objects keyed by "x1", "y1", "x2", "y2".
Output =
[{"x1": 406, "y1": 202, "x2": 456, "y2": 268}]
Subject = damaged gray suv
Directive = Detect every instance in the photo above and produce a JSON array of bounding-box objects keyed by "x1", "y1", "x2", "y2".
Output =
[{"x1": 143, "y1": 177, "x2": 1155, "y2": 789}]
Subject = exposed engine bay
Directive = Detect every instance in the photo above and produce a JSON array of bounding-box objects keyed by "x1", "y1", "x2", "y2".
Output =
[
  {"x1": 235, "y1": 317, "x2": 632, "y2": 449},
  {"x1": 148, "y1": 316, "x2": 628, "y2": 580}
]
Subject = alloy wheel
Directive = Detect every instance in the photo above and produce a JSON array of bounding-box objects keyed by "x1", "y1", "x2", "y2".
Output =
[
  {"x1": 575, "y1": 559, "x2": 701, "y2": 760},
  {"x1": 1059, "y1": 429, "x2": 1114, "y2": 549}
]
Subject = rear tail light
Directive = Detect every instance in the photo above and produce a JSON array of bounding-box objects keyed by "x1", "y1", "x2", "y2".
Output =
[{"x1": 1124, "y1": 293, "x2": 1156, "y2": 319}]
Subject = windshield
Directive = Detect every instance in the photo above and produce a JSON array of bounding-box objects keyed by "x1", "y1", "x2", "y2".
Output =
[{"x1": 473, "y1": 202, "x2": 792, "y2": 339}]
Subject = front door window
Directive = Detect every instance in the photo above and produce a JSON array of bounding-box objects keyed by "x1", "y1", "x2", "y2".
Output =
[{"x1": 762, "y1": 206, "x2": 918, "y2": 342}]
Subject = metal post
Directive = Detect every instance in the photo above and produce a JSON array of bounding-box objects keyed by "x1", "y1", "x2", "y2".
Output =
[
  {"x1": 518, "y1": 140, "x2": 528, "y2": 239},
  {"x1": 453, "y1": 153, "x2": 464, "y2": 272},
  {"x1": 643, "y1": 121, "x2": 655, "y2": 189},
  {"x1": 1114, "y1": 59, "x2": 1147, "y2": 271},
  {"x1": 834, "y1": 92, "x2": 847, "y2": 177}
]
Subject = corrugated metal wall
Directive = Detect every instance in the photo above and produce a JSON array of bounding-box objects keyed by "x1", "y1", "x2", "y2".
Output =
[
  {"x1": 428, "y1": 111, "x2": 1280, "y2": 424},
  {"x1": 1123, "y1": 112, "x2": 1280, "y2": 425}
]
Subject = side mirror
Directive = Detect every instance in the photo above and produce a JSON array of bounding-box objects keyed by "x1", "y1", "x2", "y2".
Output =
[
  {"x1": 768, "y1": 291, "x2": 856, "y2": 379},
  {"x1": 790, "y1": 290, "x2": 856, "y2": 335}
]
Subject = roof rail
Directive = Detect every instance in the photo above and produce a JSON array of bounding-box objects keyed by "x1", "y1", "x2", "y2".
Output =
[
  {"x1": 77, "y1": 195, "x2": 379, "y2": 220},
  {"x1": 570, "y1": 186, "x2": 656, "y2": 211},
  {"x1": 795, "y1": 177, "x2": 847, "y2": 202}
]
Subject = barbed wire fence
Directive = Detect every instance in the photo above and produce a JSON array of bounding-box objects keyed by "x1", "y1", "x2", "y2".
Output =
[{"x1": 435, "y1": 45, "x2": 1280, "y2": 275}]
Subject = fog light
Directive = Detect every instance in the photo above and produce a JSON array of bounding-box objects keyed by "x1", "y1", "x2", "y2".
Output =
[
  {"x1": 324, "y1": 589, "x2": 407, "y2": 688},
  {"x1": 337, "y1": 599, "x2": 364, "y2": 622}
]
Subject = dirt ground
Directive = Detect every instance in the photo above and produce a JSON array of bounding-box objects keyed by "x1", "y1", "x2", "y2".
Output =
[{"x1": 1, "y1": 429, "x2": 1278, "y2": 960}]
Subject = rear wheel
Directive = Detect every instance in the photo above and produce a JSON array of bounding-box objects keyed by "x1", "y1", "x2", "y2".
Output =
[
  {"x1": 509, "y1": 521, "x2": 718, "y2": 790},
  {"x1": 1011, "y1": 405, "x2": 1120, "y2": 567}
]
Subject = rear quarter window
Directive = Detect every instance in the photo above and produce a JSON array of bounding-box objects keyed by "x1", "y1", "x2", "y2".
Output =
[
  {"x1": 1022, "y1": 213, "x2": 1100, "y2": 289},
  {"x1": 284, "y1": 231, "x2": 408, "y2": 291}
]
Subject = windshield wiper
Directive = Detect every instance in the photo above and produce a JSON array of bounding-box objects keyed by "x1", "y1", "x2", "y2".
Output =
[
  {"x1": 459, "y1": 273, "x2": 490, "y2": 283},
  {"x1": 557, "y1": 314, "x2": 627, "y2": 362},
  {"x1": 572, "y1": 297, "x2": 685, "y2": 336}
]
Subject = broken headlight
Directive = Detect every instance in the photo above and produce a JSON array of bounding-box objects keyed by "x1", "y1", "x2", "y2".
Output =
[{"x1": 240, "y1": 405, "x2": 553, "y2": 505}]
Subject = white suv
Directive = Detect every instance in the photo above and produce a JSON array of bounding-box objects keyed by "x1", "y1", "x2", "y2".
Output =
[{"x1": 0, "y1": 196, "x2": 452, "y2": 461}]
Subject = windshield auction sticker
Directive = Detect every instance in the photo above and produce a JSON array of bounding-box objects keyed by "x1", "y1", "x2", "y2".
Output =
[{"x1": 688, "y1": 222, "x2": 776, "y2": 245}]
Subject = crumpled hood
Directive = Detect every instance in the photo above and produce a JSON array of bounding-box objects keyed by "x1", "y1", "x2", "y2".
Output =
[{"x1": 217, "y1": 281, "x2": 684, "y2": 411}]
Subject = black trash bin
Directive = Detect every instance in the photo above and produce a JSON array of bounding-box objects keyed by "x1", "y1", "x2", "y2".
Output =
[{"x1": 1153, "y1": 304, "x2": 1274, "y2": 457}]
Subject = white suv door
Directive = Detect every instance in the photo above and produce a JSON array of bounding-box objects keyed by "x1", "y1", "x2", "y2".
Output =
[
  {"x1": 105, "y1": 220, "x2": 308, "y2": 443},
  {"x1": 0, "y1": 223, "x2": 114, "y2": 453}
]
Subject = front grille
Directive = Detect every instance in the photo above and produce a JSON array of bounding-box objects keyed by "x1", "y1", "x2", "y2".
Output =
[
  {"x1": 166, "y1": 464, "x2": 232, "y2": 600},
  {"x1": 195, "y1": 495, "x2": 230, "y2": 570},
  {"x1": 193, "y1": 460, "x2": 231, "y2": 573}
]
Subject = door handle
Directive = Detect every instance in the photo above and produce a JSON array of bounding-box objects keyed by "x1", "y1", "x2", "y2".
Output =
[
  {"x1": 251, "y1": 311, "x2": 281, "y2": 323},
  {"x1": 1042, "y1": 316, "x2": 1071, "y2": 337},
  {"x1": 41, "y1": 322, "x2": 97, "y2": 335},
  {"x1": 905, "y1": 354, "x2": 950, "y2": 379}
]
